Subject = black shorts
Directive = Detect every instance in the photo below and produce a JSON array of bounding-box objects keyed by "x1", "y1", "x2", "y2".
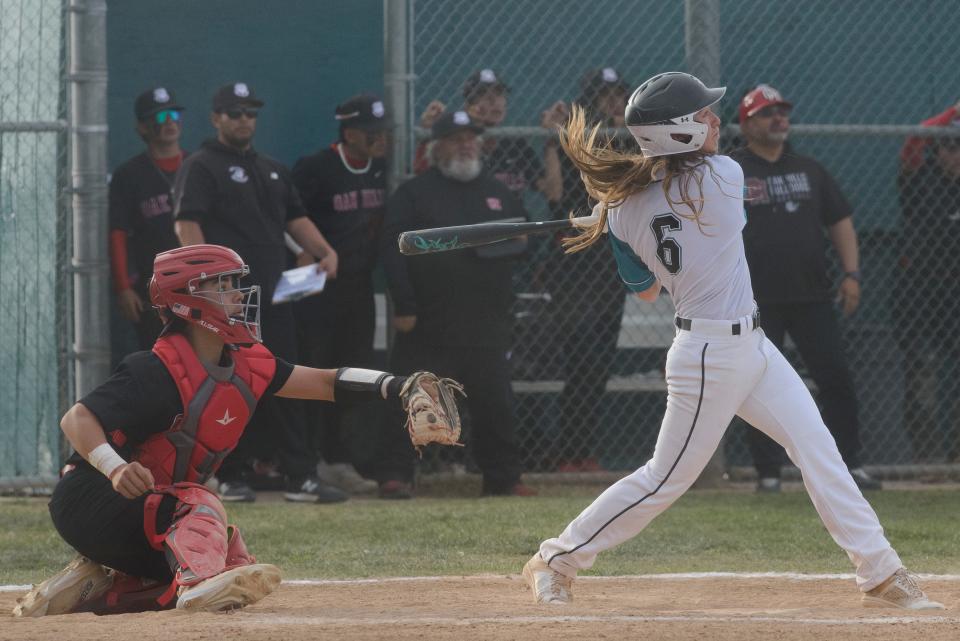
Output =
[{"x1": 48, "y1": 465, "x2": 177, "y2": 582}]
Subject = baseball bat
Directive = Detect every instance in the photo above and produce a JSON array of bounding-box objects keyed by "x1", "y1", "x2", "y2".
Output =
[{"x1": 397, "y1": 215, "x2": 600, "y2": 256}]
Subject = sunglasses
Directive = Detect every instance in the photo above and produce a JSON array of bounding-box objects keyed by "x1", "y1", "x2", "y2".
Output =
[
  {"x1": 754, "y1": 105, "x2": 791, "y2": 119},
  {"x1": 154, "y1": 109, "x2": 181, "y2": 125},
  {"x1": 224, "y1": 107, "x2": 260, "y2": 120}
]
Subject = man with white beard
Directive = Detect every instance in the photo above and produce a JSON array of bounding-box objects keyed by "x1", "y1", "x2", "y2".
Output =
[{"x1": 377, "y1": 110, "x2": 538, "y2": 499}]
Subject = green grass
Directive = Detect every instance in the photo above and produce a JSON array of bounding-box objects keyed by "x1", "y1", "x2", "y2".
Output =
[{"x1": 3, "y1": 486, "x2": 959, "y2": 585}]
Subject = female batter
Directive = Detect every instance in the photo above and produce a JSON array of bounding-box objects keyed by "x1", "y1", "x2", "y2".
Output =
[
  {"x1": 14, "y1": 244, "x2": 460, "y2": 616},
  {"x1": 522, "y1": 72, "x2": 942, "y2": 610}
]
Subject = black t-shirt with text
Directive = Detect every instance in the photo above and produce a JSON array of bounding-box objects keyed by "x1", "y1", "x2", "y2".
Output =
[
  {"x1": 381, "y1": 168, "x2": 528, "y2": 347},
  {"x1": 67, "y1": 346, "x2": 294, "y2": 468},
  {"x1": 730, "y1": 146, "x2": 852, "y2": 303},
  {"x1": 485, "y1": 137, "x2": 543, "y2": 196},
  {"x1": 173, "y1": 139, "x2": 307, "y2": 303},
  {"x1": 108, "y1": 152, "x2": 183, "y2": 293},
  {"x1": 291, "y1": 147, "x2": 386, "y2": 276}
]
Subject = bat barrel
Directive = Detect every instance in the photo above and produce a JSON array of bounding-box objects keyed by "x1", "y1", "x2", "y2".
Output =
[{"x1": 397, "y1": 216, "x2": 598, "y2": 256}]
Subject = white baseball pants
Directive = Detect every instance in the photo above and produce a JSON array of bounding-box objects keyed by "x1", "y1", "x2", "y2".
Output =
[{"x1": 539, "y1": 313, "x2": 902, "y2": 591}]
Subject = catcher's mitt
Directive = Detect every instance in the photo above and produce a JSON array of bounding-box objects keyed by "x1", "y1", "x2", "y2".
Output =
[{"x1": 399, "y1": 371, "x2": 466, "y2": 453}]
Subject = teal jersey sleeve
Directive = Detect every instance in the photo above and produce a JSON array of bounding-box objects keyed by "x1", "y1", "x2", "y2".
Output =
[{"x1": 608, "y1": 229, "x2": 655, "y2": 293}]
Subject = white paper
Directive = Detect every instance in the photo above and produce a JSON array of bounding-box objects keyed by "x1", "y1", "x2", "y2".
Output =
[{"x1": 272, "y1": 265, "x2": 327, "y2": 304}]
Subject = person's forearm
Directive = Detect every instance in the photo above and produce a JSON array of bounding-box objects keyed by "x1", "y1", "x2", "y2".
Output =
[
  {"x1": 60, "y1": 403, "x2": 127, "y2": 478},
  {"x1": 539, "y1": 143, "x2": 563, "y2": 203},
  {"x1": 828, "y1": 217, "x2": 859, "y2": 273},
  {"x1": 175, "y1": 219, "x2": 205, "y2": 246},
  {"x1": 276, "y1": 365, "x2": 405, "y2": 405},
  {"x1": 286, "y1": 217, "x2": 334, "y2": 259},
  {"x1": 636, "y1": 279, "x2": 662, "y2": 302}
]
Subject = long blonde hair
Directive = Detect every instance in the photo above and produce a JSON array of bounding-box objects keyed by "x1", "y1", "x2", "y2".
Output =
[{"x1": 558, "y1": 105, "x2": 715, "y2": 253}]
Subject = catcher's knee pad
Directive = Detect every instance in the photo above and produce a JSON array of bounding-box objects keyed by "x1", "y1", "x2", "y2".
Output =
[{"x1": 151, "y1": 483, "x2": 230, "y2": 588}]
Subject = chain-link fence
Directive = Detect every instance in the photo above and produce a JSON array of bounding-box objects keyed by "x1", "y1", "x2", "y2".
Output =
[
  {"x1": 389, "y1": 0, "x2": 960, "y2": 480},
  {"x1": 0, "y1": 0, "x2": 70, "y2": 489}
]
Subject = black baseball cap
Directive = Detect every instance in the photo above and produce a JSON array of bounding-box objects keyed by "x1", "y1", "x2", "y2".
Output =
[
  {"x1": 462, "y1": 68, "x2": 510, "y2": 103},
  {"x1": 134, "y1": 87, "x2": 183, "y2": 121},
  {"x1": 580, "y1": 67, "x2": 629, "y2": 97},
  {"x1": 431, "y1": 110, "x2": 484, "y2": 140},
  {"x1": 335, "y1": 94, "x2": 390, "y2": 131},
  {"x1": 212, "y1": 82, "x2": 265, "y2": 112}
]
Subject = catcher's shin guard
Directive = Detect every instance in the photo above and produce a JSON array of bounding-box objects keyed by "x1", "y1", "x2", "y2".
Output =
[
  {"x1": 160, "y1": 483, "x2": 230, "y2": 587},
  {"x1": 148, "y1": 483, "x2": 279, "y2": 612}
]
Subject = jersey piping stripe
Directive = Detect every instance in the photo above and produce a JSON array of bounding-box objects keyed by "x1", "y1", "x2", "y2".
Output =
[{"x1": 546, "y1": 342, "x2": 709, "y2": 567}]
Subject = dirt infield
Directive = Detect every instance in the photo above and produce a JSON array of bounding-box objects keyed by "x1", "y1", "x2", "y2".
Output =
[{"x1": 4, "y1": 575, "x2": 959, "y2": 641}]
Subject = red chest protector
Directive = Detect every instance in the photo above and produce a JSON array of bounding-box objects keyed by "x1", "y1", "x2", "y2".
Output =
[{"x1": 133, "y1": 333, "x2": 276, "y2": 485}]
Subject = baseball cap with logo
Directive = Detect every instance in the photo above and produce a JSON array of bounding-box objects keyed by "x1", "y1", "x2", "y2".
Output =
[
  {"x1": 212, "y1": 82, "x2": 265, "y2": 112},
  {"x1": 431, "y1": 110, "x2": 485, "y2": 140},
  {"x1": 134, "y1": 87, "x2": 184, "y2": 121},
  {"x1": 580, "y1": 67, "x2": 629, "y2": 96},
  {"x1": 739, "y1": 84, "x2": 793, "y2": 122},
  {"x1": 335, "y1": 94, "x2": 390, "y2": 131},
  {"x1": 463, "y1": 68, "x2": 510, "y2": 103}
]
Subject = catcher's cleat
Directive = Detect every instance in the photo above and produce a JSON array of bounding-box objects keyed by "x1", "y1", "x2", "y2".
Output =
[
  {"x1": 862, "y1": 568, "x2": 945, "y2": 610},
  {"x1": 522, "y1": 554, "x2": 573, "y2": 605},
  {"x1": 12, "y1": 555, "x2": 113, "y2": 617},
  {"x1": 176, "y1": 563, "x2": 281, "y2": 613}
]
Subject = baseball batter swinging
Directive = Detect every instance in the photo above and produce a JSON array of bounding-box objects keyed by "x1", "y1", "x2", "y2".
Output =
[
  {"x1": 13, "y1": 244, "x2": 462, "y2": 616},
  {"x1": 522, "y1": 72, "x2": 943, "y2": 610}
]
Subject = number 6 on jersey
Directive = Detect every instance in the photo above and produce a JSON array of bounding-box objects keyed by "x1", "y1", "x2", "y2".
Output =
[{"x1": 651, "y1": 213, "x2": 683, "y2": 274}]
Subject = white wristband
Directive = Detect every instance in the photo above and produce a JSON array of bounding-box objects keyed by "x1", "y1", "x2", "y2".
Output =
[{"x1": 88, "y1": 443, "x2": 127, "y2": 479}]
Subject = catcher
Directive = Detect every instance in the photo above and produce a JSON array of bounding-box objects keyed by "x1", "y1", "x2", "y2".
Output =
[{"x1": 13, "y1": 244, "x2": 463, "y2": 617}]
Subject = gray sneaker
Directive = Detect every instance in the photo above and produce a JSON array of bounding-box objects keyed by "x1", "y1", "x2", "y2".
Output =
[
  {"x1": 219, "y1": 481, "x2": 256, "y2": 503},
  {"x1": 317, "y1": 461, "x2": 378, "y2": 494},
  {"x1": 284, "y1": 476, "x2": 348, "y2": 504},
  {"x1": 862, "y1": 568, "x2": 944, "y2": 610},
  {"x1": 522, "y1": 554, "x2": 573, "y2": 604}
]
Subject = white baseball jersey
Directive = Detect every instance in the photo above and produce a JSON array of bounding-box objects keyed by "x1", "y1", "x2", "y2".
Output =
[
  {"x1": 607, "y1": 155, "x2": 754, "y2": 320},
  {"x1": 536, "y1": 154, "x2": 903, "y2": 593}
]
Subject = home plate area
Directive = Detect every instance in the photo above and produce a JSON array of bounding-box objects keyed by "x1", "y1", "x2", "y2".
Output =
[{"x1": 4, "y1": 574, "x2": 959, "y2": 641}]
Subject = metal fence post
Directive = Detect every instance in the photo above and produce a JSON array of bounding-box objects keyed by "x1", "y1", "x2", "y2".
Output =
[
  {"x1": 685, "y1": 0, "x2": 728, "y2": 488},
  {"x1": 68, "y1": 0, "x2": 110, "y2": 398},
  {"x1": 384, "y1": 0, "x2": 413, "y2": 193}
]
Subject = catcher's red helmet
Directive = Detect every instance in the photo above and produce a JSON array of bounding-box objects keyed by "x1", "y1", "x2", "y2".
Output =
[{"x1": 149, "y1": 244, "x2": 261, "y2": 344}]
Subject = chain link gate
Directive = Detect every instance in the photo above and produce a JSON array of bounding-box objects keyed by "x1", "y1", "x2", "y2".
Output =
[
  {"x1": 387, "y1": 0, "x2": 960, "y2": 480},
  {"x1": 0, "y1": 0, "x2": 71, "y2": 490}
]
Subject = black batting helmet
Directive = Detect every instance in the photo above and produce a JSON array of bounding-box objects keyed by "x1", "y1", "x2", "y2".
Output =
[{"x1": 625, "y1": 72, "x2": 725, "y2": 157}]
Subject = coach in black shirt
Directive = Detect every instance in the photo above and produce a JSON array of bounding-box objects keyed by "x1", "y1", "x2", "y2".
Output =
[
  {"x1": 379, "y1": 110, "x2": 536, "y2": 498},
  {"x1": 173, "y1": 82, "x2": 344, "y2": 504},
  {"x1": 731, "y1": 84, "x2": 880, "y2": 493},
  {"x1": 290, "y1": 94, "x2": 388, "y2": 492}
]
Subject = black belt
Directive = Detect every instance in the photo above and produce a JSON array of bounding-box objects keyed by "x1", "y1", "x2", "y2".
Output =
[{"x1": 675, "y1": 310, "x2": 761, "y2": 335}]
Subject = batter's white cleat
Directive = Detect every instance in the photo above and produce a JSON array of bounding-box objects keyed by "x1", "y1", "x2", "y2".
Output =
[
  {"x1": 522, "y1": 554, "x2": 573, "y2": 604},
  {"x1": 12, "y1": 555, "x2": 113, "y2": 617},
  {"x1": 862, "y1": 568, "x2": 945, "y2": 610},
  {"x1": 176, "y1": 563, "x2": 281, "y2": 613}
]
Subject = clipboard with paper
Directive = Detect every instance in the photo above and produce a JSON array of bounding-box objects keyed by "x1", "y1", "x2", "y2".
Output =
[{"x1": 271, "y1": 265, "x2": 327, "y2": 304}]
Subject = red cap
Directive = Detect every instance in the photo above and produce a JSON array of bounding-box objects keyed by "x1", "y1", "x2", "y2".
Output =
[{"x1": 739, "y1": 84, "x2": 793, "y2": 122}]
